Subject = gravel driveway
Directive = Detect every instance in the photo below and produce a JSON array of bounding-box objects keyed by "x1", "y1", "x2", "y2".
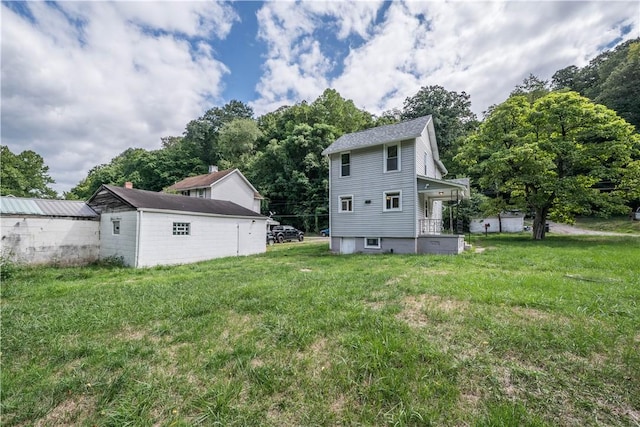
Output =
[{"x1": 547, "y1": 221, "x2": 634, "y2": 236}]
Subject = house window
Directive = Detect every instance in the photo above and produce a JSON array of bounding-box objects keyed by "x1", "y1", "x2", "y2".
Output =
[
  {"x1": 339, "y1": 195, "x2": 353, "y2": 212},
  {"x1": 180, "y1": 190, "x2": 189, "y2": 196},
  {"x1": 341, "y1": 153, "x2": 350, "y2": 177},
  {"x1": 173, "y1": 222, "x2": 191, "y2": 235},
  {"x1": 112, "y1": 220, "x2": 120, "y2": 235},
  {"x1": 385, "y1": 144, "x2": 400, "y2": 172},
  {"x1": 384, "y1": 191, "x2": 402, "y2": 211},
  {"x1": 364, "y1": 237, "x2": 381, "y2": 249},
  {"x1": 424, "y1": 152, "x2": 429, "y2": 176},
  {"x1": 196, "y1": 189, "x2": 205, "y2": 198}
]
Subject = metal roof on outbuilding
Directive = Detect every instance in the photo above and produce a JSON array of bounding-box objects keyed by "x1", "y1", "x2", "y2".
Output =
[
  {"x1": 322, "y1": 115, "x2": 432, "y2": 155},
  {"x1": 0, "y1": 196, "x2": 98, "y2": 218}
]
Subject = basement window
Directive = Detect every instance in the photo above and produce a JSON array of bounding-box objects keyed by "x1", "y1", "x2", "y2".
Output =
[
  {"x1": 172, "y1": 222, "x2": 191, "y2": 236},
  {"x1": 364, "y1": 237, "x2": 381, "y2": 249}
]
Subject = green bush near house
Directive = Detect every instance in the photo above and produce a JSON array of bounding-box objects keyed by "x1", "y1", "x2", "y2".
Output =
[{"x1": 2, "y1": 236, "x2": 639, "y2": 426}]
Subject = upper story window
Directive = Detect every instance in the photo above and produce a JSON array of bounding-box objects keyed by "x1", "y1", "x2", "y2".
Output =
[
  {"x1": 341, "y1": 152, "x2": 350, "y2": 177},
  {"x1": 385, "y1": 143, "x2": 400, "y2": 172},
  {"x1": 424, "y1": 152, "x2": 429, "y2": 176},
  {"x1": 196, "y1": 189, "x2": 205, "y2": 198},
  {"x1": 180, "y1": 190, "x2": 189, "y2": 196},
  {"x1": 173, "y1": 222, "x2": 191, "y2": 236},
  {"x1": 339, "y1": 195, "x2": 353, "y2": 213},
  {"x1": 383, "y1": 191, "x2": 402, "y2": 211}
]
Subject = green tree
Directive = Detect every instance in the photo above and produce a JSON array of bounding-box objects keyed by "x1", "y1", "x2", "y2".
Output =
[
  {"x1": 457, "y1": 91, "x2": 640, "y2": 240},
  {"x1": 401, "y1": 85, "x2": 478, "y2": 173},
  {"x1": 247, "y1": 123, "x2": 338, "y2": 231},
  {"x1": 595, "y1": 41, "x2": 640, "y2": 131},
  {"x1": 183, "y1": 100, "x2": 254, "y2": 166},
  {"x1": 217, "y1": 119, "x2": 262, "y2": 169},
  {"x1": 510, "y1": 74, "x2": 550, "y2": 103},
  {"x1": 1, "y1": 145, "x2": 57, "y2": 198}
]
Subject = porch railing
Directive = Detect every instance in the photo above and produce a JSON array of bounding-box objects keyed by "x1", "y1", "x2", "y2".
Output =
[{"x1": 418, "y1": 219, "x2": 444, "y2": 235}]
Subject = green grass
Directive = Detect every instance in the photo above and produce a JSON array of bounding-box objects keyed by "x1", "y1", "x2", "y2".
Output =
[
  {"x1": 2, "y1": 236, "x2": 639, "y2": 426},
  {"x1": 574, "y1": 215, "x2": 640, "y2": 234}
]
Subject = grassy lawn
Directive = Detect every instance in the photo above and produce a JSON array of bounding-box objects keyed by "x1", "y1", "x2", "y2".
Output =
[
  {"x1": 2, "y1": 236, "x2": 639, "y2": 426},
  {"x1": 574, "y1": 215, "x2": 640, "y2": 234}
]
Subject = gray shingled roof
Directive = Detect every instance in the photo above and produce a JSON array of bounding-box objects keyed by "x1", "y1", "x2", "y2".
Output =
[
  {"x1": 95, "y1": 185, "x2": 265, "y2": 218},
  {"x1": 322, "y1": 115, "x2": 432, "y2": 155},
  {"x1": 0, "y1": 196, "x2": 98, "y2": 218}
]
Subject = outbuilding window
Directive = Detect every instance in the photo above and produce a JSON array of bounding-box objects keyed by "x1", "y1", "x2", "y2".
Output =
[
  {"x1": 173, "y1": 222, "x2": 191, "y2": 235},
  {"x1": 112, "y1": 220, "x2": 120, "y2": 235}
]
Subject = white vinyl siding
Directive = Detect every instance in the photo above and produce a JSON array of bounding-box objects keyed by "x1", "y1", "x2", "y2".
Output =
[
  {"x1": 209, "y1": 172, "x2": 260, "y2": 213},
  {"x1": 329, "y1": 141, "x2": 416, "y2": 238},
  {"x1": 100, "y1": 211, "x2": 138, "y2": 266},
  {"x1": 137, "y1": 212, "x2": 267, "y2": 267}
]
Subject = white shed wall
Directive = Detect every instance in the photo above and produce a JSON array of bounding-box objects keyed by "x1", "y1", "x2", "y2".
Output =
[
  {"x1": 1, "y1": 216, "x2": 99, "y2": 265},
  {"x1": 136, "y1": 211, "x2": 267, "y2": 267},
  {"x1": 470, "y1": 216, "x2": 525, "y2": 233},
  {"x1": 99, "y1": 211, "x2": 138, "y2": 266}
]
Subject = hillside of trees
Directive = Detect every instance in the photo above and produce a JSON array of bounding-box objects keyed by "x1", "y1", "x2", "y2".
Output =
[{"x1": 5, "y1": 39, "x2": 638, "y2": 232}]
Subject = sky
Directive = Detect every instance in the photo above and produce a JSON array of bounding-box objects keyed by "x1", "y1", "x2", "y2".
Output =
[{"x1": 2, "y1": 1, "x2": 639, "y2": 195}]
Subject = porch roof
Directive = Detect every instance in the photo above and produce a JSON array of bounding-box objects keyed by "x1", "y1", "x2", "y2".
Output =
[{"x1": 417, "y1": 176, "x2": 469, "y2": 200}]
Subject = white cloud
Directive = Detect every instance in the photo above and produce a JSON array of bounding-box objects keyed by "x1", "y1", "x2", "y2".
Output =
[
  {"x1": 253, "y1": 0, "x2": 639, "y2": 117},
  {"x1": 1, "y1": 1, "x2": 237, "y2": 195}
]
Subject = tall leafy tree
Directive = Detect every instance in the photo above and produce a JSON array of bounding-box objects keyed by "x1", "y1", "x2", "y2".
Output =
[
  {"x1": 401, "y1": 85, "x2": 478, "y2": 173},
  {"x1": 457, "y1": 91, "x2": 640, "y2": 240},
  {"x1": 247, "y1": 123, "x2": 338, "y2": 231},
  {"x1": 183, "y1": 100, "x2": 254, "y2": 166},
  {"x1": 1, "y1": 145, "x2": 57, "y2": 198},
  {"x1": 217, "y1": 118, "x2": 262, "y2": 169}
]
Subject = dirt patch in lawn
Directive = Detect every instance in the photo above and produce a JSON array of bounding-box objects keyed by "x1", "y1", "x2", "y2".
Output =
[{"x1": 35, "y1": 394, "x2": 96, "y2": 427}]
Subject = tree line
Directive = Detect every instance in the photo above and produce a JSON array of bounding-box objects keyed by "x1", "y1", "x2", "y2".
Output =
[{"x1": 2, "y1": 38, "x2": 638, "y2": 238}]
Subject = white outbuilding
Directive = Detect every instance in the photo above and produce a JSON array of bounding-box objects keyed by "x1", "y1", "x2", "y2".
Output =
[
  {"x1": 87, "y1": 184, "x2": 268, "y2": 267},
  {"x1": 1, "y1": 196, "x2": 100, "y2": 265}
]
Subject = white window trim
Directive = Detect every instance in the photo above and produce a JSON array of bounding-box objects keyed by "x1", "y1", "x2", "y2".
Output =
[
  {"x1": 112, "y1": 220, "x2": 120, "y2": 235},
  {"x1": 364, "y1": 237, "x2": 381, "y2": 249},
  {"x1": 384, "y1": 143, "x2": 401, "y2": 173},
  {"x1": 340, "y1": 152, "x2": 351, "y2": 177},
  {"x1": 383, "y1": 190, "x2": 402, "y2": 212},
  {"x1": 338, "y1": 194, "x2": 354, "y2": 213}
]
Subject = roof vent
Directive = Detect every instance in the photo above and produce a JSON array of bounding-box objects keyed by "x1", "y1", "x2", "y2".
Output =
[
  {"x1": 209, "y1": 165, "x2": 218, "y2": 173},
  {"x1": 124, "y1": 182, "x2": 133, "y2": 189}
]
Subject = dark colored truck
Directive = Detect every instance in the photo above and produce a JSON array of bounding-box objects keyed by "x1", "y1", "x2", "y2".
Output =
[{"x1": 271, "y1": 225, "x2": 304, "y2": 243}]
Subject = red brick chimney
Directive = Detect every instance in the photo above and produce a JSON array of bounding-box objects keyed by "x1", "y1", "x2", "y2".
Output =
[{"x1": 124, "y1": 182, "x2": 133, "y2": 189}]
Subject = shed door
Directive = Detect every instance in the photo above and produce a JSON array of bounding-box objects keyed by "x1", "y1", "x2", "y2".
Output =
[{"x1": 340, "y1": 237, "x2": 356, "y2": 254}]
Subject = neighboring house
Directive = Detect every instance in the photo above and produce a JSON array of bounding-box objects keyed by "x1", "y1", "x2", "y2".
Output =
[
  {"x1": 321, "y1": 115, "x2": 469, "y2": 255},
  {"x1": 87, "y1": 184, "x2": 267, "y2": 267},
  {"x1": 470, "y1": 212, "x2": 525, "y2": 234},
  {"x1": 1, "y1": 196, "x2": 100, "y2": 265},
  {"x1": 165, "y1": 166, "x2": 263, "y2": 213}
]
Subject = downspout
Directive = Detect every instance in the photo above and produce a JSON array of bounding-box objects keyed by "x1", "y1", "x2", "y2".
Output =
[
  {"x1": 135, "y1": 210, "x2": 142, "y2": 267},
  {"x1": 236, "y1": 223, "x2": 240, "y2": 256}
]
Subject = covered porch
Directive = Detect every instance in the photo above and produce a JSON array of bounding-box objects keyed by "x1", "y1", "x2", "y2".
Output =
[{"x1": 416, "y1": 176, "x2": 469, "y2": 236}]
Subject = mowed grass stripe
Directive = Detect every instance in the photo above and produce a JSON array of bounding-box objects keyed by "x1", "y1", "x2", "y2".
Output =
[{"x1": 2, "y1": 235, "x2": 639, "y2": 426}]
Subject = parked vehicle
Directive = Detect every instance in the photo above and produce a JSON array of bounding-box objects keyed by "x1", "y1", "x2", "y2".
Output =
[
  {"x1": 271, "y1": 225, "x2": 304, "y2": 243},
  {"x1": 266, "y1": 231, "x2": 275, "y2": 245},
  {"x1": 320, "y1": 228, "x2": 330, "y2": 237}
]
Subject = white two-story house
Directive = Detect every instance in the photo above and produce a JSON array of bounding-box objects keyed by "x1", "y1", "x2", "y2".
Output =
[
  {"x1": 322, "y1": 115, "x2": 469, "y2": 255},
  {"x1": 165, "y1": 166, "x2": 263, "y2": 213}
]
